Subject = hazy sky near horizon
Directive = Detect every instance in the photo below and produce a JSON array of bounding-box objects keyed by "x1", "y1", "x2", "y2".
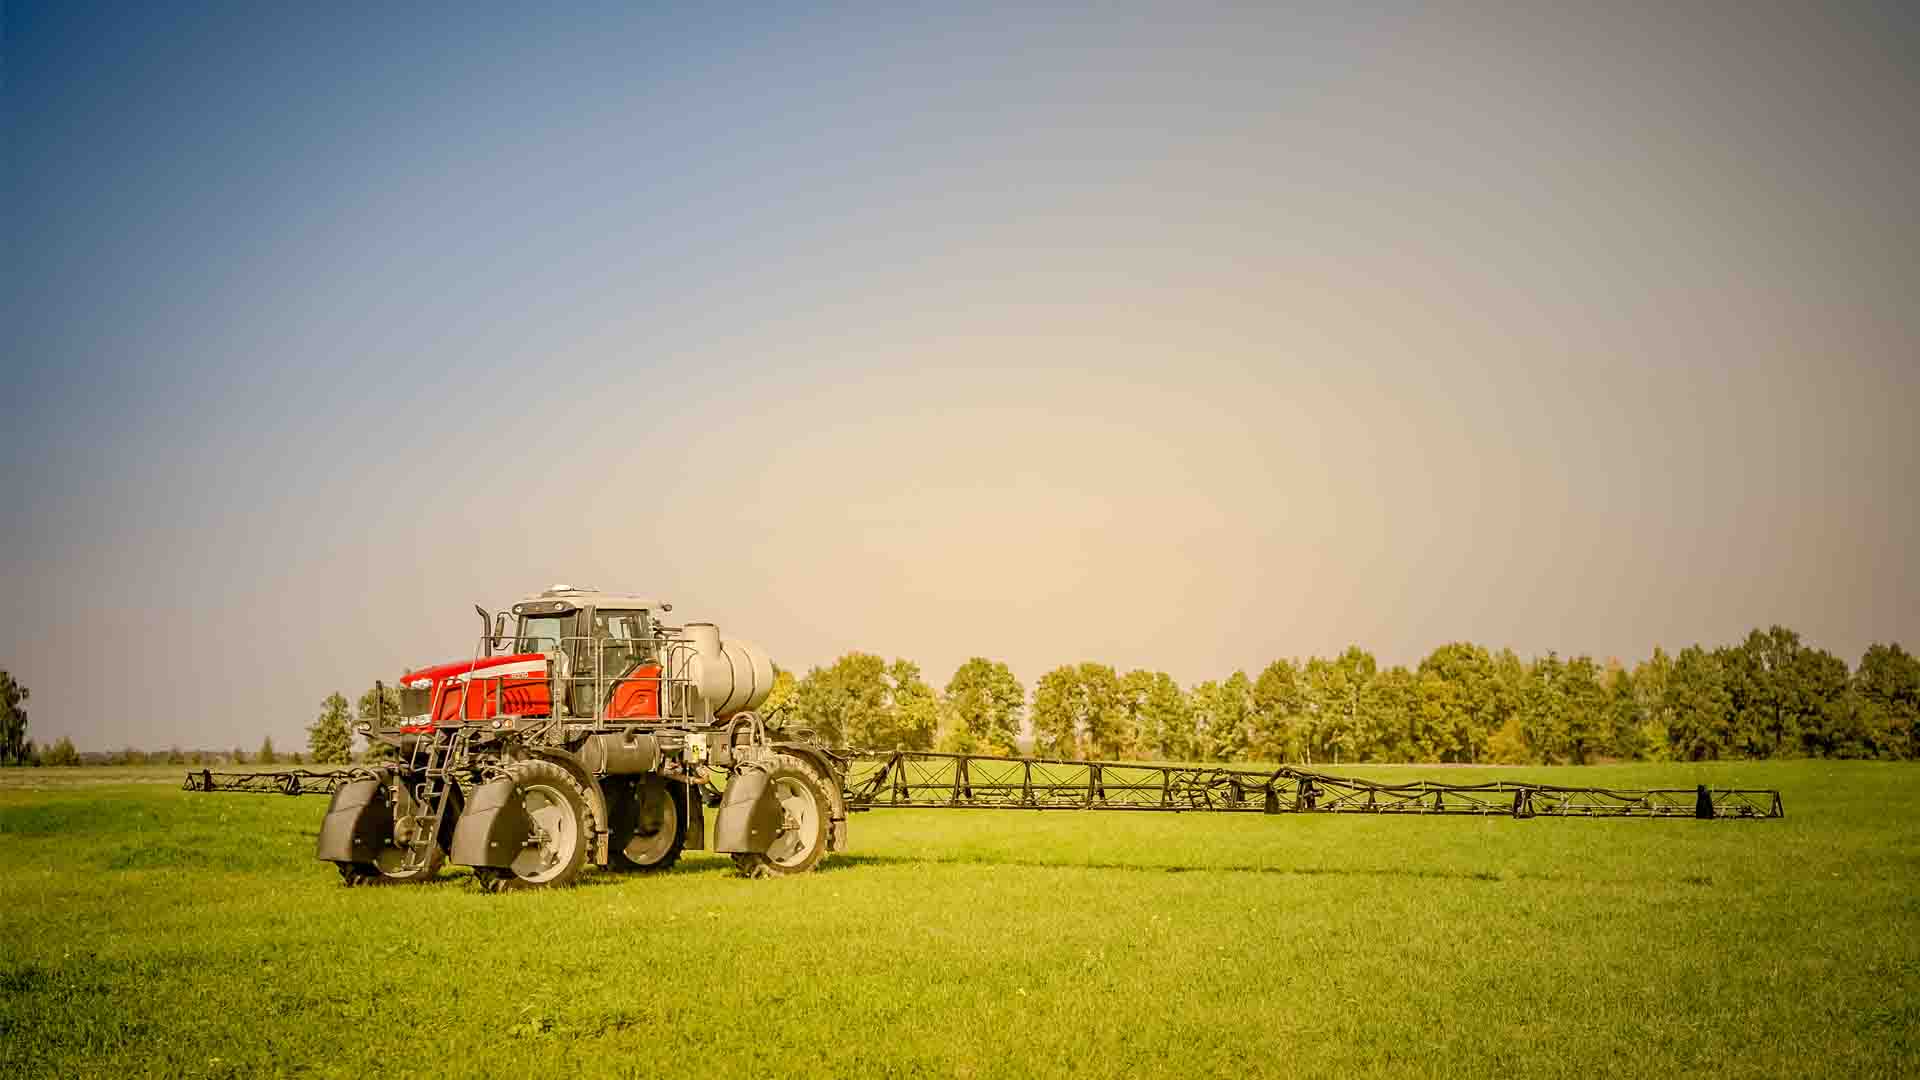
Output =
[{"x1": 6, "y1": 3, "x2": 1918, "y2": 751}]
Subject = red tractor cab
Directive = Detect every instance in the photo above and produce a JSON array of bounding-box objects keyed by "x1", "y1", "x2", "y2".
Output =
[{"x1": 392, "y1": 592, "x2": 669, "y2": 733}]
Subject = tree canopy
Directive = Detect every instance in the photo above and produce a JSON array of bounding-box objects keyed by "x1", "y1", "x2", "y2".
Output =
[
  {"x1": 771, "y1": 625, "x2": 1912, "y2": 766},
  {"x1": 942, "y1": 658, "x2": 1024, "y2": 755},
  {"x1": 1, "y1": 670, "x2": 31, "y2": 766},
  {"x1": 308, "y1": 692, "x2": 353, "y2": 765},
  {"x1": 41, "y1": 736, "x2": 81, "y2": 767}
]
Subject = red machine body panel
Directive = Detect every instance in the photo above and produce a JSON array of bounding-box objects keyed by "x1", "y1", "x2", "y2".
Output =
[
  {"x1": 397, "y1": 653, "x2": 663, "y2": 731},
  {"x1": 399, "y1": 653, "x2": 551, "y2": 732},
  {"x1": 607, "y1": 664, "x2": 663, "y2": 720}
]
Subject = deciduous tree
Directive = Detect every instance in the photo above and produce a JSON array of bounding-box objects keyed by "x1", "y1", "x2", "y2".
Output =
[
  {"x1": 1030, "y1": 666, "x2": 1082, "y2": 758},
  {"x1": 1517, "y1": 652, "x2": 1567, "y2": 763},
  {"x1": 308, "y1": 692, "x2": 353, "y2": 765},
  {"x1": 1559, "y1": 656, "x2": 1607, "y2": 765},
  {"x1": 1415, "y1": 644, "x2": 1502, "y2": 763},
  {"x1": 1666, "y1": 646, "x2": 1732, "y2": 761},
  {"x1": 1192, "y1": 672, "x2": 1255, "y2": 761},
  {"x1": 1075, "y1": 663, "x2": 1124, "y2": 760},
  {"x1": 1601, "y1": 661, "x2": 1643, "y2": 760},
  {"x1": 788, "y1": 654, "x2": 936, "y2": 749},
  {"x1": 42, "y1": 736, "x2": 81, "y2": 767},
  {"x1": 1369, "y1": 665, "x2": 1419, "y2": 762},
  {"x1": 1632, "y1": 648, "x2": 1675, "y2": 761},
  {"x1": 1855, "y1": 643, "x2": 1920, "y2": 759},
  {"x1": 1794, "y1": 646, "x2": 1859, "y2": 757},
  {"x1": 1027, "y1": 664, "x2": 1126, "y2": 759},
  {"x1": 0, "y1": 670, "x2": 30, "y2": 766},
  {"x1": 788, "y1": 653, "x2": 887, "y2": 747},
  {"x1": 1120, "y1": 670, "x2": 1191, "y2": 761},
  {"x1": 943, "y1": 658, "x2": 1025, "y2": 755},
  {"x1": 1251, "y1": 659, "x2": 1305, "y2": 762},
  {"x1": 1302, "y1": 648, "x2": 1376, "y2": 764},
  {"x1": 762, "y1": 666, "x2": 798, "y2": 719},
  {"x1": 871, "y1": 659, "x2": 939, "y2": 751}
]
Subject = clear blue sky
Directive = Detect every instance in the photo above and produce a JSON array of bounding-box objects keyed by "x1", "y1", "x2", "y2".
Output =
[{"x1": 6, "y1": 2, "x2": 1917, "y2": 751}]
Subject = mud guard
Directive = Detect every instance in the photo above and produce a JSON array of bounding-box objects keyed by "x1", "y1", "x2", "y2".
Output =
[
  {"x1": 712, "y1": 768, "x2": 783, "y2": 855},
  {"x1": 315, "y1": 778, "x2": 390, "y2": 865},
  {"x1": 449, "y1": 776, "x2": 533, "y2": 869}
]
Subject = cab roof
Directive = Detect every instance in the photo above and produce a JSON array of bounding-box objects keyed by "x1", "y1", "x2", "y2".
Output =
[{"x1": 511, "y1": 585, "x2": 670, "y2": 615}]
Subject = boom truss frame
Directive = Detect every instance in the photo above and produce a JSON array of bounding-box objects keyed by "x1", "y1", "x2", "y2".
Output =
[
  {"x1": 842, "y1": 750, "x2": 1784, "y2": 818},
  {"x1": 187, "y1": 750, "x2": 1784, "y2": 819},
  {"x1": 182, "y1": 768, "x2": 364, "y2": 798}
]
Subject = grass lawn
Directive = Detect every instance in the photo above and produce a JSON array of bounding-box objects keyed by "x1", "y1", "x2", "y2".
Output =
[{"x1": 0, "y1": 761, "x2": 1914, "y2": 1078}]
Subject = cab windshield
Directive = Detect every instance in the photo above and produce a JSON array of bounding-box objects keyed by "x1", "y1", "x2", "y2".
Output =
[
  {"x1": 513, "y1": 608, "x2": 653, "y2": 672},
  {"x1": 516, "y1": 615, "x2": 567, "y2": 653}
]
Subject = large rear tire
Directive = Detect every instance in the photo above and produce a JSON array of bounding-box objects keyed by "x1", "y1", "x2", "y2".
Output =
[
  {"x1": 606, "y1": 776, "x2": 685, "y2": 873},
  {"x1": 730, "y1": 754, "x2": 831, "y2": 879},
  {"x1": 472, "y1": 760, "x2": 594, "y2": 893}
]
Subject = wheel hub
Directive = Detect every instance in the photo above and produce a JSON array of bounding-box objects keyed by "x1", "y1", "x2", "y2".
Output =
[
  {"x1": 511, "y1": 783, "x2": 579, "y2": 883},
  {"x1": 766, "y1": 776, "x2": 819, "y2": 867}
]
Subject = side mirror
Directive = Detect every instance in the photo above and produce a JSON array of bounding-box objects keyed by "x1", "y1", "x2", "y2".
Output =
[{"x1": 494, "y1": 612, "x2": 510, "y2": 648}]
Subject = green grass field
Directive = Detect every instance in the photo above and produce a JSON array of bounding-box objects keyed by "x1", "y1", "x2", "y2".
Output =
[{"x1": 1, "y1": 761, "x2": 1914, "y2": 1078}]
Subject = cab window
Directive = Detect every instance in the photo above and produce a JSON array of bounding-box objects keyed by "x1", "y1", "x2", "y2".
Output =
[
  {"x1": 591, "y1": 609, "x2": 653, "y2": 671},
  {"x1": 517, "y1": 615, "x2": 568, "y2": 653}
]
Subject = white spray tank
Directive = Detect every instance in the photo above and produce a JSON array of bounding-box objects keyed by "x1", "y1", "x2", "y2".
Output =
[{"x1": 682, "y1": 622, "x2": 775, "y2": 718}]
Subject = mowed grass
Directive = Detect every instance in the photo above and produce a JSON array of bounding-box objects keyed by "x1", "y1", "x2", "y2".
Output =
[{"x1": 0, "y1": 762, "x2": 1914, "y2": 1079}]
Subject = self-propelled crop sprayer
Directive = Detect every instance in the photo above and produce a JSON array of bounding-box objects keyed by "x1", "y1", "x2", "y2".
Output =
[{"x1": 185, "y1": 586, "x2": 1785, "y2": 890}]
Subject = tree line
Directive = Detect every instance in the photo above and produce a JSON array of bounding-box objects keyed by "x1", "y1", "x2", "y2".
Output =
[
  {"x1": 27, "y1": 741, "x2": 306, "y2": 767},
  {"x1": 7, "y1": 627, "x2": 1917, "y2": 767},
  {"x1": 8, "y1": 682, "x2": 398, "y2": 768},
  {"x1": 775, "y1": 627, "x2": 1919, "y2": 764}
]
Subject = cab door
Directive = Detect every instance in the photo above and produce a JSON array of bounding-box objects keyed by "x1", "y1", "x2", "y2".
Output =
[{"x1": 594, "y1": 609, "x2": 662, "y2": 720}]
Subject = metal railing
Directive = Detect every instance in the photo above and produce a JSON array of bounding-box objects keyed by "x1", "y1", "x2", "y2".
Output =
[
  {"x1": 546, "y1": 632, "x2": 702, "y2": 725},
  {"x1": 421, "y1": 631, "x2": 709, "y2": 727}
]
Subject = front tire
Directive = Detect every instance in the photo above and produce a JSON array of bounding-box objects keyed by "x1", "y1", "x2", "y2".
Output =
[
  {"x1": 334, "y1": 778, "x2": 452, "y2": 886},
  {"x1": 473, "y1": 760, "x2": 594, "y2": 892},
  {"x1": 336, "y1": 844, "x2": 444, "y2": 886},
  {"x1": 731, "y1": 754, "x2": 831, "y2": 879}
]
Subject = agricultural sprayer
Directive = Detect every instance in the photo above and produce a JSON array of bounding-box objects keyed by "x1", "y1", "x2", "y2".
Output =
[{"x1": 185, "y1": 586, "x2": 1785, "y2": 890}]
